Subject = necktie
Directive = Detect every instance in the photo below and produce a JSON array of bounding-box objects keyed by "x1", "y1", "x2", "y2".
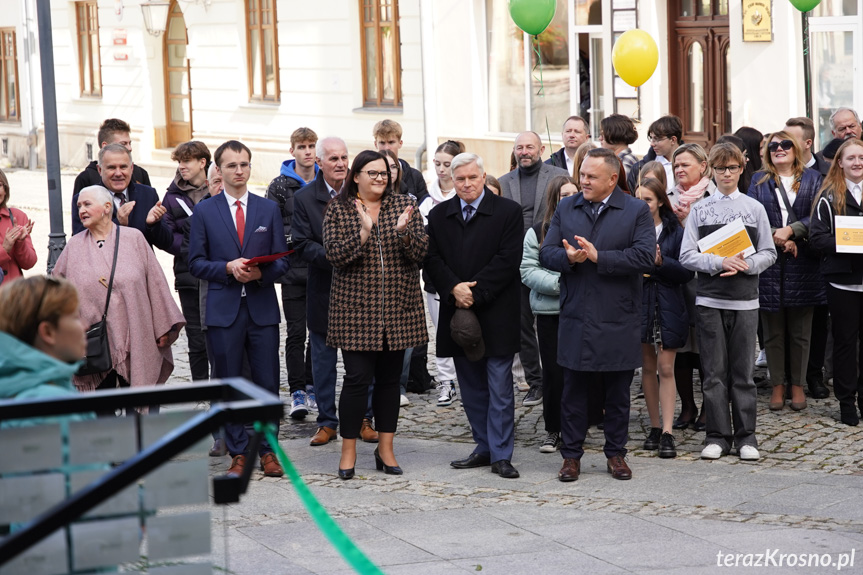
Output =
[
  {"x1": 463, "y1": 204, "x2": 474, "y2": 222},
  {"x1": 330, "y1": 189, "x2": 338, "y2": 199},
  {"x1": 114, "y1": 192, "x2": 126, "y2": 206},
  {"x1": 235, "y1": 200, "x2": 245, "y2": 247},
  {"x1": 592, "y1": 202, "x2": 602, "y2": 217}
]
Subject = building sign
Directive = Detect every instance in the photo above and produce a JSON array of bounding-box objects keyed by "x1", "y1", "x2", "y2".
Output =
[
  {"x1": 113, "y1": 29, "x2": 127, "y2": 45},
  {"x1": 742, "y1": 0, "x2": 772, "y2": 42}
]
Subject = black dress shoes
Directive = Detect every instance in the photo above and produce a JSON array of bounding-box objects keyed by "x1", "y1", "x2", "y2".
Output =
[
  {"x1": 558, "y1": 458, "x2": 580, "y2": 482},
  {"x1": 808, "y1": 378, "x2": 830, "y2": 399},
  {"x1": 450, "y1": 453, "x2": 491, "y2": 469},
  {"x1": 840, "y1": 403, "x2": 860, "y2": 427},
  {"x1": 374, "y1": 447, "x2": 403, "y2": 475},
  {"x1": 491, "y1": 459, "x2": 520, "y2": 479}
]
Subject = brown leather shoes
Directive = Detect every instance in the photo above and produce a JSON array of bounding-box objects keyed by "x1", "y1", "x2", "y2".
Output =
[
  {"x1": 360, "y1": 418, "x2": 379, "y2": 443},
  {"x1": 607, "y1": 454, "x2": 632, "y2": 480},
  {"x1": 310, "y1": 426, "x2": 337, "y2": 446},
  {"x1": 260, "y1": 453, "x2": 284, "y2": 477},
  {"x1": 226, "y1": 454, "x2": 246, "y2": 477},
  {"x1": 558, "y1": 458, "x2": 581, "y2": 482}
]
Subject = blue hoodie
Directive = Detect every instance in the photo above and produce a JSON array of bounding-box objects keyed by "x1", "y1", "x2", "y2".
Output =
[
  {"x1": 280, "y1": 159, "x2": 318, "y2": 185},
  {"x1": 0, "y1": 331, "x2": 92, "y2": 428}
]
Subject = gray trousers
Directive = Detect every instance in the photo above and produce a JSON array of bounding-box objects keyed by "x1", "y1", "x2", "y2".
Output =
[
  {"x1": 761, "y1": 307, "x2": 813, "y2": 388},
  {"x1": 697, "y1": 306, "x2": 759, "y2": 451}
]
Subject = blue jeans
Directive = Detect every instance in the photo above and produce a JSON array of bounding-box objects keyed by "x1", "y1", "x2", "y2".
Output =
[{"x1": 309, "y1": 330, "x2": 339, "y2": 430}]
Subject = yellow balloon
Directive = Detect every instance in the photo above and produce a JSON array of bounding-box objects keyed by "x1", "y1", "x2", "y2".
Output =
[{"x1": 612, "y1": 29, "x2": 659, "y2": 88}]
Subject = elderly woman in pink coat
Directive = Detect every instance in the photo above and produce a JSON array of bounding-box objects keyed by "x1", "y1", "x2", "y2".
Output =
[{"x1": 53, "y1": 186, "x2": 185, "y2": 407}]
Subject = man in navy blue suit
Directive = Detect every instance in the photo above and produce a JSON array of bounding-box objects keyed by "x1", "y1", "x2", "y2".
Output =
[
  {"x1": 189, "y1": 140, "x2": 289, "y2": 478},
  {"x1": 70, "y1": 143, "x2": 172, "y2": 251}
]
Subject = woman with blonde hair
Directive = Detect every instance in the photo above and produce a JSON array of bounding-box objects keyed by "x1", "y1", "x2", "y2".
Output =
[
  {"x1": 810, "y1": 138, "x2": 863, "y2": 426},
  {"x1": 0, "y1": 168, "x2": 37, "y2": 284},
  {"x1": 748, "y1": 130, "x2": 824, "y2": 412},
  {"x1": 638, "y1": 160, "x2": 668, "y2": 190},
  {"x1": 671, "y1": 143, "x2": 715, "y2": 224}
]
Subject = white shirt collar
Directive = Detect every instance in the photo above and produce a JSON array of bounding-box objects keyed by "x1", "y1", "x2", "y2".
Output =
[
  {"x1": 718, "y1": 190, "x2": 741, "y2": 200},
  {"x1": 805, "y1": 156, "x2": 816, "y2": 168},
  {"x1": 325, "y1": 180, "x2": 339, "y2": 198},
  {"x1": 226, "y1": 190, "x2": 249, "y2": 208},
  {"x1": 846, "y1": 179, "x2": 863, "y2": 205}
]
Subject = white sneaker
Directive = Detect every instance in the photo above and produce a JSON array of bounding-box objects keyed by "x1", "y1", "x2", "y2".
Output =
[
  {"x1": 436, "y1": 381, "x2": 457, "y2": 406},
  {"x1": 739, "y1": 445, "x2": 760, "y2": 461},
  {"x1": 755, "y1": 349, "x2": 768, "y2": 368},
  {"x1": 399, "y1": 394, "x2": 410, "y2": 407},
  {"x1": 700, "y1": 444, "x2": 725, "y2": 460},
  {"x1": 515, "y1": 380, "x2": 530, "y2": 392}
]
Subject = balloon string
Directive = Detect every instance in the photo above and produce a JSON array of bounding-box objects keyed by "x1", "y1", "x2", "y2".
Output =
[{"x1": 532, "y1": 35, "x2": 544, "y2": 96}]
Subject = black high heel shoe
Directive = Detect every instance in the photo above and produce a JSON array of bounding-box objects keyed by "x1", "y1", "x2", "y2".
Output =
[
  {"x1": 338, "y1": 457, "x2": 356, "y2": 480},
  {"x1": 374, "y1": 447, "x2": 403, "y2": 475}
]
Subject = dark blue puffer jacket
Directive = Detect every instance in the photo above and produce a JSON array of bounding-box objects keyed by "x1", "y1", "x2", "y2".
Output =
[
  {"x1": 641, "y1": 214, "x2": 693, "y2": 349},
  {"x1": 747, "y1": 168, "x2": 826, "y2": 311}
]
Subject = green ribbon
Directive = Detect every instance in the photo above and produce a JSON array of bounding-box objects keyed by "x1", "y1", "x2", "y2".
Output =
[
  {"x1": 532, "y1": 34, "x2": 557, "y2": 167},
  {"x1": 256, "y1": 422, "x2": 385, "y2": 575}
]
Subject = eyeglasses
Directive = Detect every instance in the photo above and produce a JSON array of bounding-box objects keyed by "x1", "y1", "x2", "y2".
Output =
[
  {"x1": 360, "y1": 170, "x2": 389, "y2": 180},
  {"x1": 647, "y1": 135, "x2": 668, "y2": 144},
  {"x1": 767, "y1": 140, "x2": 794, "y2": 153},
  {"x1": 714, "y1": 165, "x2": 741, "y2": 174}
]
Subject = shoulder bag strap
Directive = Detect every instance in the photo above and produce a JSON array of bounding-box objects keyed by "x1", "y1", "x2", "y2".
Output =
[
  {"x1": 101, "y1": 225, "x2": 120, "y2": 321},
  {"x1": 775, "y1": 179, "x2": 799, "y2": 224}
]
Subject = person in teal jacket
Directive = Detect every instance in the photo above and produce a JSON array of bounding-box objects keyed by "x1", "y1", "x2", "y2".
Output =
[{"x1": 0, "y1": 275, "x2": 89, "y2": 428}]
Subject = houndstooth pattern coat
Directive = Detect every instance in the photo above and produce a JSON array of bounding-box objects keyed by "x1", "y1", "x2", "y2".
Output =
[{"x1": 324, "y1": 192, "x2": 429, "y2": 351}]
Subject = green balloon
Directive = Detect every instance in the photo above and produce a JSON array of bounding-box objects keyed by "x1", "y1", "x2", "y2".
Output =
[
  {"x1": 509, "y1": 0, "x2": 557, "y2": 36},
  {"x1": 789, "y1": 0, "x2": 821, "y2": 11}
]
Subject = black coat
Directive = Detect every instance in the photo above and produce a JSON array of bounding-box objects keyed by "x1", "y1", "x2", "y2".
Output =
[
  {"x1": 266, "y1": 172, "x2": 309, "y2": 285},
  {"x1": 810, "y1": 187, "x2": 863, "y2": 285},
  {"x1": 544, "y1": 148, "x2": 569, "y2": 171},
  {"x1": 640, "y1": 217, "x2": 692, "y2": 349},
  {"x1": 292, "y1": 172, "x2": 335, "y2": 333},
  {"x1": 72, "y1": 160, "x2": 151, "y2": 196},
  {"x1": 400, "y1": 159, "x2": 429, "y2": 205},
  {"x1": 71, "y1": 181, "x2": 172, "y2": 252},
  {"x1": 540, "y1": 188, "x2": 655, "y2": 371},
  {"x1": 424, "y1": 190, "x2": 523, "y2": 358}
]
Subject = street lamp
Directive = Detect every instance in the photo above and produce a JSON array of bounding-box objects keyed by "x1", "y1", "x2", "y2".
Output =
[{"x1": 140, "y1": 0, "x2": 171, "y2": 36}]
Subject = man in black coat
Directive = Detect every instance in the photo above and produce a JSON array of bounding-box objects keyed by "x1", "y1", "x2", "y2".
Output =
[
  {"x1": 71, "y1": 144, "x2": 171, "y2": 252},
  {"x1": 425, "y1": 153, "x2": 524, "y2": 479},
  {"x1": 72, "y1": 118, "x2": 151, "y2": 197},
  {"x1": 540, "y1": 148, "x2": 654, "y2": 483}
]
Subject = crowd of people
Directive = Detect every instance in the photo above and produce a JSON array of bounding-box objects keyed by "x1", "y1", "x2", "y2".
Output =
[{"x1": 1, "y1": 108, "x2": 862, "y2": 483}]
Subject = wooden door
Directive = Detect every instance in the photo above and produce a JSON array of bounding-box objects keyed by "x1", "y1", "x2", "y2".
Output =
[
  {"x1": 668, "y1": 0, "x2": 730, "y2": 150},
  {"x1": 163, "y1": 1, "x2": 191, "y2": 147}
]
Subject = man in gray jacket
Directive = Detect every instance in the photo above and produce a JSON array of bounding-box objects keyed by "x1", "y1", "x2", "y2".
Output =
[{"x1": 499, "y1": 131, "x2": 569, "y2": 407}]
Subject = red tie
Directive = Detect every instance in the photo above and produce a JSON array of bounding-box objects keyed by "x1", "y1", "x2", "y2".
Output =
[{"x1": 235, "y1": 200, "x2": 245, "y2": 247}]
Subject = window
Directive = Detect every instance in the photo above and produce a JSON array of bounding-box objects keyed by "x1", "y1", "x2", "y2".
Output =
[
  {"x1": 245, "y1": 0, "x2": 280, "y2": 102},
  {"x1": 0, "y1": 29, "x2": 19, "y2": 121},
  {"x1": 76, "y1": 1, "x2": 101, "y2": 97},
  {"x1": 360, "y1": 0, "x2": 402, "y2": 107}
]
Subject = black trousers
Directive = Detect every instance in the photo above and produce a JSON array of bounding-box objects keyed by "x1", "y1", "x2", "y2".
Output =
[
  {"x1": 339, "y1": 342, "x2": 404, "y2": 438},
  {"x1": 519, "y1": 284, "x2": 542, "y2": 388},
  {"x1": 178, "y1": 287, "x2": 209, "y2": 381},
  {"x1": 561, "y1": 369, "x2": 633, "y2": 460},
  {"x1": 807, "y1": 304, "x2": 830, "y2": 385},
  {"x1": 826, "y1": 286, "x2": 863, "y2": 406},
  {"x1": 536, "y1": 314, "x2": 563, "y2": 432},
  {"x1": 280, "y1": 282, "x2": 313, "y2": 393}
]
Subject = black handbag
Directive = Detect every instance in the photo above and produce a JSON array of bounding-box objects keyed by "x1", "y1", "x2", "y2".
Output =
[{"x1": 77, "y1": 226, "x2": 120, "y2": 376}]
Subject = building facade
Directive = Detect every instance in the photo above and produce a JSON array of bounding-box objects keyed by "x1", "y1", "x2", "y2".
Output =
[{"x1": 0, "y1": 0, "x2": 861, "y2": 180}]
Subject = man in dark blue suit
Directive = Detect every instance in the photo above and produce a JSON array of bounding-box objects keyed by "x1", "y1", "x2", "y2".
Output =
[
  {"x1": 70, "y1": 144, "x2": 172, "y2": 251},
  {"x1": 188, "y1": 140, "x2": 289, "y2": 478},
  {"x1": 540, "y1": 148, "x2": 654, "y2": 483}
]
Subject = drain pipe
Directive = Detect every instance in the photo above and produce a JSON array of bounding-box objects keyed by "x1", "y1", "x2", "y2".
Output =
[
  {"x1": 415, "y1": 0, "x2": 428, "y2": 172},
  {"x1": 23, "y1": 0, "x2": 39, "y2": 169}
]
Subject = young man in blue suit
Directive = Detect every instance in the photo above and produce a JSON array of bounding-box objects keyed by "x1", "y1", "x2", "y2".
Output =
[{"x1": 188, "y1": 140, "x2": 289, "y2": 478}]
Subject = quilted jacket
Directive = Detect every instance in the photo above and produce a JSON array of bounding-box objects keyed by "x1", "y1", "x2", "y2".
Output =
[
  {"x1": 747, "y1": 168, "x2": 826, "y2": 311},
  {"x1": 324, "y1": 192, "x2": 429, "y2": 351}
]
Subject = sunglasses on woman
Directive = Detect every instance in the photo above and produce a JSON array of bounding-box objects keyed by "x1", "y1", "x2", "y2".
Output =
[{"x1": 767, "y1": 140, "x2": 794, "y2": 153}]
